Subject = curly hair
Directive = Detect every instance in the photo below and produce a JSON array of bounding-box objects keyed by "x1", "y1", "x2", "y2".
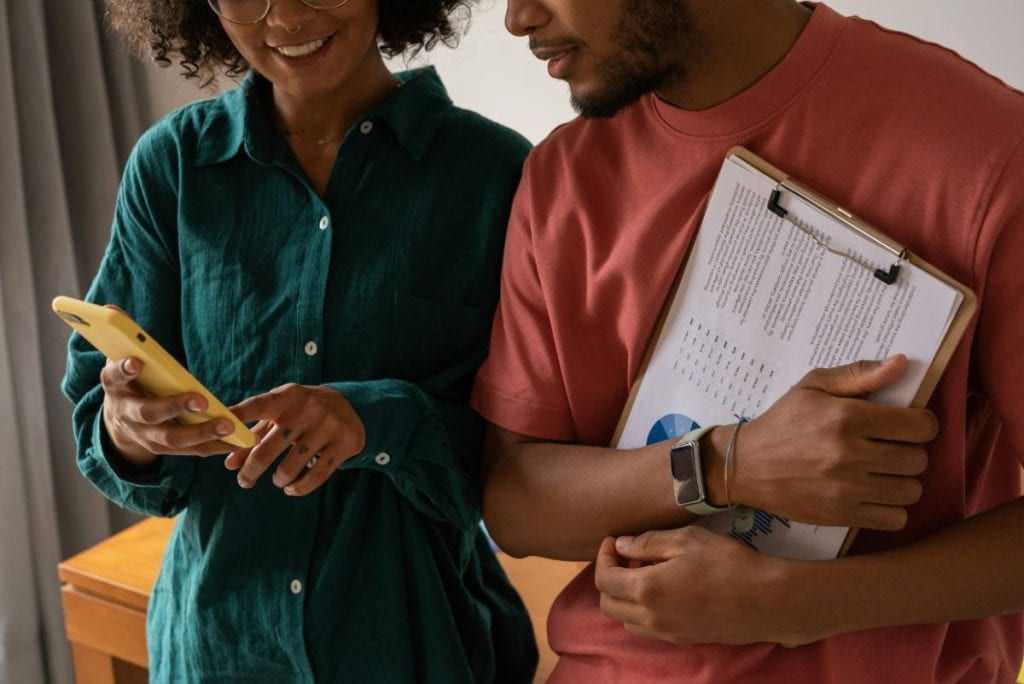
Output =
[{"x1": 104, "y1": 0, "x2": 474, "y2": 86}]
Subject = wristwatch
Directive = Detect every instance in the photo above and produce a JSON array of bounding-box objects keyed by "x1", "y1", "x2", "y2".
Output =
[{"x1": 670, "y1": 425, "x2": 730, "y2": 515}]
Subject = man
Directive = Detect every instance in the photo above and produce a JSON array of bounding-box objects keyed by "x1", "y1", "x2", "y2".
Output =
[{"x1": 472, "y1": 1, "x2": 1024, "y2": 681}]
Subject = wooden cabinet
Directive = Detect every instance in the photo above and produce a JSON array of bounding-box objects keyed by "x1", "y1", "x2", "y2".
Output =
[{"x1": 58, "y1": 517, "x2": 172, "y2": 683}]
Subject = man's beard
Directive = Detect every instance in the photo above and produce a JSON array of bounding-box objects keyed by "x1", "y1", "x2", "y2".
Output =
[{"x1": 573, "y1": 2, "x2": 693, "y2": 119}]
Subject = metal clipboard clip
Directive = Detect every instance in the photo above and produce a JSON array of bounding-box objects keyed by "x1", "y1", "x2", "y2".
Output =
[{"x1": 766, "y1": 180, "x2": 906, "y2": 285}]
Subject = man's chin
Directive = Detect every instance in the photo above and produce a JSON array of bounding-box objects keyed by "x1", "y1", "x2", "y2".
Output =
[
  {"x1": 571, "y1": 91, "x2": 645, "y2": 119},
  {"x1": 570, "y1": 68, "x2": 671, "y2": 119}
]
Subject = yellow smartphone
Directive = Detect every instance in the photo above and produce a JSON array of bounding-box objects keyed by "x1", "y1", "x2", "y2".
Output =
[{"x1": 52, "y1": 296, "x2": 256, "y2": 449}]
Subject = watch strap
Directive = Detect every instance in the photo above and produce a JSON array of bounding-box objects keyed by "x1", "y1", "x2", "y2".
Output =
[
  {"x1": 671, "y1": 424, "x2": 717, "y2": 450},
  {"x1": 684, "y1": 499, "x2": 731, "y2": 516}
]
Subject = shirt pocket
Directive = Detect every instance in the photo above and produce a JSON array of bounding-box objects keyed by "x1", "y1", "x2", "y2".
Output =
[{"x1": 389, "y1": 292, "x2": 493, "y2": 394}]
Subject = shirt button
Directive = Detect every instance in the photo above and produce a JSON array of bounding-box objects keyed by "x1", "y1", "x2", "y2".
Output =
[
  {"x1": 318, "y1": 216, "x2": 329, "y2": 230},
  {"x1": 290, "y1": 579, "x2": 303, "y2": 595},
  {"x1": 359, "y1": 121, "x2": 374, "y2": 134},
  {"x1": 304, "y1": 341, "x2": 318, "y2": 356},
  {"x1": 375, "y1": 452, "x2": 391, "y2": 466}
]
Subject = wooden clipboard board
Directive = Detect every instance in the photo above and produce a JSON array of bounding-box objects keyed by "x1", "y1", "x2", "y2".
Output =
[{"x1": 611, "y1": 146, "x2": 977, "y2": 558}]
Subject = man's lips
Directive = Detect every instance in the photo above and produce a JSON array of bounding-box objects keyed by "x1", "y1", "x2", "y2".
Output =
[
  {"x1": 530, "y1": 44, "x2": 578, "y2": 62},
  {"x1": 530, "y1": 42, "x2": 580, "y2": 79}
]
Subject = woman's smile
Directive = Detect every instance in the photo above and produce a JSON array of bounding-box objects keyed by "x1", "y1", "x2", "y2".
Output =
[{"x1": 270, "y1": 34, "x2": 333, "y2": 59}]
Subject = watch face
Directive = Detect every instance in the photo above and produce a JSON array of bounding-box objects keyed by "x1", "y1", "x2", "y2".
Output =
[
  {"x1": 671, "y1": 445, "x2": 696, "y2": 481},
  {"x1": 671, "y1": 444, "x2": 701, "y2": 505}
]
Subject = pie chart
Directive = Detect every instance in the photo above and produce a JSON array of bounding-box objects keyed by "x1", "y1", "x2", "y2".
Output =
[{"x1": 646, "y1": 413, "x2": 700, "y2": 445}]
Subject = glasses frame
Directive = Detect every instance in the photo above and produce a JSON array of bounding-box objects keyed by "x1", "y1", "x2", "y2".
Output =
[{"x1": 207, "y1": 0, "x2": 352, "y2": 25}]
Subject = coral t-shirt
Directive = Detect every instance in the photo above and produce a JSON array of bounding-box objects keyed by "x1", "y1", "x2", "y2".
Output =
[{"x1": 472, "y1": 4, "x2": 1024, "y2": 682}]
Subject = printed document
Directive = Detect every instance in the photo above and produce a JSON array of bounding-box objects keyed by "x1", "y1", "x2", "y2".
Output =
[{"x1": 615, "y1": 154, "x2": 964, "y2": 560}]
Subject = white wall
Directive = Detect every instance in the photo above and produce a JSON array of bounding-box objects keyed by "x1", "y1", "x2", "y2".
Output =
[
  {"x1": 826, "y1": 0, "x2": 1024, "y2": 89},
  {"x1": 145, "y1": 1, "x2": 1024, "y2": 144}
]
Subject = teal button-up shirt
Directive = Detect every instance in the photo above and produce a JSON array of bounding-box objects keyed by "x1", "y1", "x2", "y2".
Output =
[{"x1": 62, "y1": 68, "x2": 536, "y2": 683}]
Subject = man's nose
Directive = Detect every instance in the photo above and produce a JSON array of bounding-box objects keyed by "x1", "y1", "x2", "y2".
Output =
[{"x1": 505, "y1": 0, "x2": 548, "y2": 37}]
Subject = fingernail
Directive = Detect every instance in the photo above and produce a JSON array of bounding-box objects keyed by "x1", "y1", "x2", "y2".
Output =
[
  {"x1": 237, "y1": 477, "x2": 252, "y2": 489},
  {"x1": 187, "y1": 398, "x2": 203, "y2": 412},
  {"x1": 616, "y1": 536, "x2": 635, "y2": 549},
  {"x1": 272, "y1": 471, "x2": 286, "y2": 488},
  {"x1": 283, "y1": 486, "x2": 297, "y2": 496},
  {"x1": 121, "y1": 358, "x2": 137, "y2": 374},
  {"x1": 215, "y1": 421, "x2": 233, "y2": 436}
]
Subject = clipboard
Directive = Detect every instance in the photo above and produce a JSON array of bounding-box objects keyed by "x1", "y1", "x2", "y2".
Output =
[
  {"x1": 730, "y1": 146, "x2": 977, "y2": 408},
  {"x1": 612, "y1": 146, "x2": 977, "y2": 559}
]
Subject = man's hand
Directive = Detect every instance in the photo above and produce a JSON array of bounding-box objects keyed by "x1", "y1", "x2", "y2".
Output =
[
  {"x1": 595, "y1": 527, "x2": 811, "y2": 646},
  {"x1": 227, "y1": 384, "x2": 365, "y2": 495},
  {"x1": 100, "y1": 356, "x2": 239, "y2": 471},
  {"x1": 724, "y1": 355, "x2": 939, "y2": 531}
]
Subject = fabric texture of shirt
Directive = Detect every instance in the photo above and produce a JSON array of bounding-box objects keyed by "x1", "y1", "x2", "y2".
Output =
[
  {"x1": 63, "y1": 67, "x2": 537, "y2": 683},
  {"x1": 472, "y1": 5, "x2": 1024, "y2": 683}
]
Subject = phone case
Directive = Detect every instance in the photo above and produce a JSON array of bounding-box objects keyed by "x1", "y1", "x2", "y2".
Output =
[{"x1": 52, "y1": 296, "x2": 256, "y2": 449}]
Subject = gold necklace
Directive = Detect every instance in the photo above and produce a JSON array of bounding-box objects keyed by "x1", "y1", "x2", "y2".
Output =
[{"x1": 284, "y1": 131, "x2": 342, "y2": 147}]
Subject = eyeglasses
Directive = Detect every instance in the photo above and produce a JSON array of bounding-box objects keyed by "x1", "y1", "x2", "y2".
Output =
[{"x1": 208, "y1": 0, "x2": 351, "y2": 25}]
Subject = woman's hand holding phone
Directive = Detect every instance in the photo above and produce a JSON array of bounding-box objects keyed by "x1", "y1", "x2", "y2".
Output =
[
  {"x1": 56, "y1": 296, "x2": 360, "y2": 489},
  {"x1": 52, "y1": 296, "x2": 258, "y2": 472},
  {"x1": 99, "y1": 356, "x2": 242, "y2": 473}
]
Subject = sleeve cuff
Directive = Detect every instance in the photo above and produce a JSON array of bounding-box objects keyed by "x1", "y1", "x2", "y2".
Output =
[
  {"x1": 326, "y1": 380, "x2": 481, "y2": 531},
  {"x1": 79, "y1": 406, "x2": 191, "y2": 516},
  {"x1": 470, "y1": 380, "x2": 577, "y2": 442}
]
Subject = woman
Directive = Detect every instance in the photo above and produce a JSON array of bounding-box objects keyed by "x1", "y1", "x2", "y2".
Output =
[{"x1": 61, "y1": 0, "x2": 536, "y2": 681}]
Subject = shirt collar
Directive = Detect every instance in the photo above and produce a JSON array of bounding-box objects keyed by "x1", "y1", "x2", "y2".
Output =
[
  {"x1": 194, "y1": 73, "x2": 253, "y2": 167},
  {"x1": 194, "y1": 66, "x2": 452, "y2": 167},
  {"x1": 379, "y1": 66, "x2": 453, "y2": 161}
]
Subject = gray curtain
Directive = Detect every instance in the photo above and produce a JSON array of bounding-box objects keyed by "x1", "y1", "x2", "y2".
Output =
[{"x1": 1, "y1": 0, "x2": 154, "y2": 681}]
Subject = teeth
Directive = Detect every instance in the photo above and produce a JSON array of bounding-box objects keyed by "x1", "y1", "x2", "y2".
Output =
[{"x1": 275, "y1": 38, "x2": 327, "y2": 58}]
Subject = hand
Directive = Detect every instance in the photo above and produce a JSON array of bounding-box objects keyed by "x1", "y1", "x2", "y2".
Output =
[
  {"x1": 100, "y1": 356, "x2": 239, "y2": 469},
  {"x1": 227, "y1": 384, "x2": 365, "y2": 495},
  {"x1": 595, "y1": 527, "x2": 810, "y2": 646},
  {"x1": 724, "y1": 355, "x2": 938, "y2": 531}
]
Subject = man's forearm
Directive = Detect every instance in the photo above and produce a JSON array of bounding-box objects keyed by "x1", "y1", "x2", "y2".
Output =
[
  {"x1": 782, "y1": 497, "x2": 1024, "y2": 644},
  {"x1": 483, "y1": 364, "x2": 937, "y2": 561},
  {"x1": 482, "y1": 431, "x2": 707, "y2": 560}
]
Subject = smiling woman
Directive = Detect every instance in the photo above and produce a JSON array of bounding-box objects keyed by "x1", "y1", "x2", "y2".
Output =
[
  {"x1": 59, "y1": 0, "x2": 537, "y2": 682},
  {"x1": 104, "y1": 0, "x2": 466, "y2": 169},
  {"x1": 107, "y1": 0, "x2": 470, "y2": 84}
]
